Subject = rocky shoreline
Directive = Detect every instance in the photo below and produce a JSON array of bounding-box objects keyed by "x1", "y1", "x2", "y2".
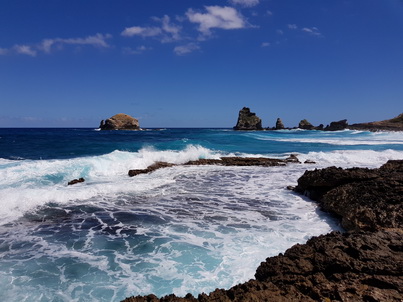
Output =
[{"x1": 122, "y1": 159, "x2": 403, "y2": 302}]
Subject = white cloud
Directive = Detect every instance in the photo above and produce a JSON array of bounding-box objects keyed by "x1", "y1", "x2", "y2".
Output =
[
  {"x1": 186, "y1": 6, "x2": 248, "y2": 36},
  {"x1": 229, "y1": 0, "x2": 259, "y2": 7},
  {"x1": 276, "y1": 29, "x2": 284, "y2": 35},
  {"x1": 301, "y1": 27, "x2": 322, "y2": 36},
  {"x1": 14, "y1": 45, "x2": 37, "y2": 56},
  {"x1": 266, "y1": 10, "x2": 273, "y2": 16},
  {"x1": 39, "y1": 33, "x2": 112, "y2": 53},
  {"x1": 261, "y1": 42, "x2": 270, "y2": 47},
  {"x1": 121, "y1": 26, "x2": 162, "y2": 37},
  {"x1": 174, "y1": 43, "x2": 200, "y2": 55},
  {"x1": 122, "y1": 15, "x2": 182, "y2": 43},
  {"x1": 288, "y1": 24, "x2": 298, "y2": 30}
]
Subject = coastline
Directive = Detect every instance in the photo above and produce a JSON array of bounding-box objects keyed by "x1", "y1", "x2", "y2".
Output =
[{"x1": 122, "y1": 160, "x2": 403, "y2": 302}]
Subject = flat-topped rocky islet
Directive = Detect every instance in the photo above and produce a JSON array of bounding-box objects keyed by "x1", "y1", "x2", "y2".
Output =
[{"x1": 99, "y1": 113, "x2": 140, "y2": 130}]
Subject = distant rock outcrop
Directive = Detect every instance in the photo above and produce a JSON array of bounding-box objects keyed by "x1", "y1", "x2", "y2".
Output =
[
  {"x1": 324, "y1": 119, "x2": 348, "y2": 131},
  {"x1": 275, "y1": 118, "x2": 285, "y2": 130},
  {"x1": 233, "y1": 107, "x2": 263, "y2": 130},
  {"x1": 99, "y1": 113, "x2": 140, "y2": 130},
  {"x1": 298, "y1": 119, "x2": 315, "y2": 130},
  {"x1": 349, "y1": 113, "x2": 403, "y2": 131}
]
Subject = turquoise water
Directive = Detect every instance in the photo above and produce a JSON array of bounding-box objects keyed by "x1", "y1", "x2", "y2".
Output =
[{"x1": 0, "y1": 128, "x2": 402, "y2": 301}]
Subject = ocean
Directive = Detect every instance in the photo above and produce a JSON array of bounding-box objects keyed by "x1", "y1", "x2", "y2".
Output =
[{"x1": 1, "y1": 128, "x2": 403, "y2": 302}]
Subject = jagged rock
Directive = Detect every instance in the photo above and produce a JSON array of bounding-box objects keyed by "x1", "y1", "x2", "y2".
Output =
[
  {"x1": 128, "y1": 156, "x2": 302, "y2": 177},
  {"x1": 128, "y1": 162, "x2": 175, "y2": 177},
  {"x1": 275, "y1": 118, "x2": 285, "y2": 130},
  {"x1": 324, "y1": 119, "x2": 348, "y2": 131},
  {"x1": 233, "y1": 107, "x2": 263, "y2": 130},
  {"x1": 295, "y1": 160, "x2": 403, "y2": 231},
  {"x1": 99, "y1": 113, "x2": 140, "y2": 130},
  {"x1": 298, "y1": 119, "x2": 315, "y2": 130},
  {"x1": 68, "y1": 178, "x2": 85, "y2": 185},
  {"x1": 349, "y1": 113, "x2": 403, "y2": 131}
]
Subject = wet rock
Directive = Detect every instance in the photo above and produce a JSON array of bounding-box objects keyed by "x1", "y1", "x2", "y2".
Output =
[
  {"x1": 99, "y1": 113, "x2": 140, "y2": 130},
  {"x1": 295, "y1": 160, "x2": 403, "y2": 231},
  {"x1": 67, "y1": 177, "x2": 85, "y2": 185},
  {"x1": 128, "y1": 162, "x2": 176, "y2": 177},
  {"x1": 233, "y1": 107, "x2": 263, "y2": 130}
]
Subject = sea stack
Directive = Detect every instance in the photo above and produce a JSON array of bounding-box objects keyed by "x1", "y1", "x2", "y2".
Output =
[
  {"x1": 233, "y1": 107, "x2": 263, "y2": 130},
  {"x1": 275, "y1": 118, "x2": 285, "y2": 130},
  {"x1": 99, "y1": 113, "x2": 140, "y2": 130}
]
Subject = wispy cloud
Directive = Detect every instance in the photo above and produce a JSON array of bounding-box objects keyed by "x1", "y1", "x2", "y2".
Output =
[
  {"x1": 14, "y1": 45, "x2": 37, "y2": 56},
  {"x1": 121, "y1": 26, "x2": 162, "y2": 38},
  {"x1": 1, "y1": 33, "x2": 112, "y2": 56},
  {"x1": 261, "y1": 42, "x2": 270, "y2": 47},
  {"x1": 301, "y1": 27, "x2": 322, "y2": 37},
  {"x1": 288, "y1": 24, "x2": 298, "y2": 30},
  {"x1": 174, "y1": 43, "x2": 200, "y2": 55},
  {"x1": 123, "y1": 45, "x2": 152, "y2": 55},
  {"x1": 122, "y1": 15, "x2": 182, "y2": 43},
  {"x1": 39, "y1": 33, "x2": 112, "y2": 53},
  {"x1": 228, "y1": 0, "x2": 260, "y2": 7},
  {"x1": 186, "y1": 6, "x2": 248, "y2": 36}
]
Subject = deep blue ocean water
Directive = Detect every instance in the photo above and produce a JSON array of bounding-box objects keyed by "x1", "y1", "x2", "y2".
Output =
[{"x1": 0, "y1": 128, "x2": 402, "y2": 301}]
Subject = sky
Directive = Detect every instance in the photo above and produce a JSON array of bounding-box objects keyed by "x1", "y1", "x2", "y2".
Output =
[{"x1": 1, "y1": 0, "x2": 403, "y2": 128}]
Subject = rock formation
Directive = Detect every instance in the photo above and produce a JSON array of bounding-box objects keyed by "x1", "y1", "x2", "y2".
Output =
[
  {"x1": 67, "y1": 178, "x2": 85, "y2": 185},
  {"x1": 233, "y1": 107, "x2": 263, "y2": 130},
  {"x1": 324, "y1": 119, "x2": 348, "y2": 131},
  {"x1": 275, "y1": 118, "x2": 285, "y2": 130},
  {"x1": 99, "y1": 113, "x2": 140, "y2": 130},
  {"x1": 295, "y1": 159, "x2": 403, "y2": 232},
  {"x1": 349, "y1": 113, "x2": 403, "y2": 131},
  {"x1": 298, "y1": 119, "x2": 315, "y2": 130},
  {"x1": 122, "y1": 160, "x2": 403, "y2": 302}
]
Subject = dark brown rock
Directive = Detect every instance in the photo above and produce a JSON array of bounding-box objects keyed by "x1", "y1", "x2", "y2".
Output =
[
  {"x1": 128, "y1": 162, "x2": 175, "y2": 177},
  {"x1": 275, "y1": 118, "x2": 285, "y2": 130},
  {"x1": 100, "y1": 113, "x2": 140, "y2": 130},
  {"x1": 349, "y1": 113, "x2": 403, "y2": 131},
  {"x1": 298, "y1": 119, "x2": 315, "y2": 130},
  {"x1": 295, "y1": 160, "x2": 403, "y2": 231},
  {"x1": 324, "y1": 119, "x2": 348, "y2": 131},
  {"x1": 233, "y1": 107, "x2": 263, "y2": 130},
  {"x1": 68, "y1": 177, "x2": 85, "y2": 185}
]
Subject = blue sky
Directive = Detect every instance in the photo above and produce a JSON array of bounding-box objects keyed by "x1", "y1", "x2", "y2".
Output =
[{"x1": 1, "y1": 0, "x2": 403, "y2": 128}]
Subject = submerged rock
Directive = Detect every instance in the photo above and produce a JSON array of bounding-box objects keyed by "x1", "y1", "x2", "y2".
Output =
[
  {"x1": 99, "y1": 113, "x2": 140, "y2": 130},
  {"x1": 233, "y1": 107, "x2": 263, "y2": 130}
]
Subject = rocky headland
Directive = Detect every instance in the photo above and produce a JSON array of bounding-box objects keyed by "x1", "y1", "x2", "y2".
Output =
[
  {"x1": 233, "y1": 107, "x2": 403, "y2": 132},
  {"x1": 99, "y1": 113, "x2": 140, "y2": 130},
  {"x1": 122, "y1": 159, "x2": 403, "y2": 302}
]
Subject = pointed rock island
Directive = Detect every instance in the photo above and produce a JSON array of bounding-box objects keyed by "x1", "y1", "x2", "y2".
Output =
[
  {"x1": 99, "y1": 113, "x2": 140, "y2": 130},
  {"x1": 233, "y1": 107, "x2": 263, "y2": 130}
]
